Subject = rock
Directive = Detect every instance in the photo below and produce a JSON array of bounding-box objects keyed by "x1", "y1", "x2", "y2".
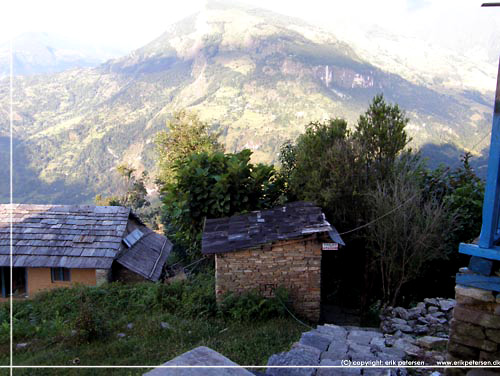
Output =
[
  {"x1": 299, "y1": 331, "x2": 332, "y2": 352},
  {"x1": 347, "y1": 329, "x2": 382, "y2": 346},
  {"x1": 378, "y1": 345, "x2": 406, "y2": 359},
  {"x1": 369, "y1": 337, "x2": 387, "y2": 353},
  {"x1": 320, "y1": 340, "x2": 348, "y2": 360},
  {"x1": 127, "y1": 323, "x2": 134, "y2": 329},
  {"x1": 144, "y1": 346, "x2": 254, "y2": 376},
  {"x1": 16, "y1": 343, "x2": 28, "y2": 349},
  {"x1": 394, "y1": 338, "x2": 422, "y2": 358},
  {"x1": 424, "y1": 314, "x2": 440, "y2": 325},
  {"x1": 466, "y1": 371, "x2": 500, "y2": 376},
  {"x1": 347, "y1": 342, "x2": 377, "y2": 361},
  {"x1": 439, "y1": 299, "x2": 456, "y2": 312},
  {"x1": 117, "y1": 333, "x2": 126, "y2": 338},
  {"x1": 160, "y1": 322, "x2": 171, "y2": 330},
  {"x1": 435, "y1": 332, "x2": 449, "y2": 339},
  {"x1": 414, "y1": 325, "x2": 429, "y2": 335},
  {"x1": 431, "y1": 311, "x2": 445, "y2": 318},
  {"x1": 485, "y1": 328, "x2": 500, "y2": 343},
  {"x1": 384, "y1": 336, "x2": 396, "y2": 347},
  {"x1": 424, "y1": 298, "x2": 439, "y2": 307},
  {"x1": 428, "y1": 306, "x2": 439, "y2": 314},
  {"x1": 455, "y1": 285, "x2": 495, "y2": 303},
  {"x1": 417, "y1": 317, "x2": 429, "y2": 325},
  {"x1": 392, "y1": 330, "x2": 404, "y2": 338},
  {"x1": 316, "y1": 359, "x2": 360, "y2": 376},
  {"x1": 291, "y1": 344, "x2": 322, "y2": 359},
  {"x1": 392, "y1": 323, "x2": 413, "y2": 334},
  {"x1": 267, "y1": 346, "x2": 319, "y2": 376},
  {"x1": 363, "y1": 369, "x2": 393, "y2": 376},
  {"x1": 390, "y1": 318, "x2": 407, "y2": 326},
  {"x1": 451, "y1": 320, "x2": 485, "y2": 340},
  {"x1": 393, "y1": 307, "x2": 410, "y2": 320},
  {"x1": 407, "y1": 307, "x2": 423, "y2": 320},
  {"x1": 316, "y1": 324, "x2": 347, "y2": 339},
  {"x1": 416, "y1": 336, "x2": 448, "y2": 350},
  {"x1": 425, "y1": 351, "x2": 445, "y2": 363},
  {"x1": 380, "y1": 321, "x2": 395, "y2": 334}
]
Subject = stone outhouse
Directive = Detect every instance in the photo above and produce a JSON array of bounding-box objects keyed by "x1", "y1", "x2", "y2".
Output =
[{"x1": 201, "y1": 201, "x2": 344, "y2": 321}]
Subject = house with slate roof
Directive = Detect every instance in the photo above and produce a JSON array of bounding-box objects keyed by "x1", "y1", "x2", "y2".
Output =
[
  {"x1": 201, "y1": 201, "x2": 344, "y2": 321},
  {"x1": 0, "y1": 204, "x2": 172, "y2": 299}
]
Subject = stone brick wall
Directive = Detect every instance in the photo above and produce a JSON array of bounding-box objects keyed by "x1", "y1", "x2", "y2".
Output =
[
  {"x1": 447, "y1": 285, "x2": 500, "y2": 374},
  {"x1": 215, "y1": 235, "x2": 322, "y2": 321},
  {"x1": 112, "y1": 263, "x2": 147, "y2": 283},
  {"x1": 96, "y1": 268, "x2": 111, "y2": 286}
]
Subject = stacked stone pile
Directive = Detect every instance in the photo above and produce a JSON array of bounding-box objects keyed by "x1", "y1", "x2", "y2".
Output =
[
  {"x1": 267, "y1": 324, "x2": 409, "y2": 376},
  {"x1": 447, "y1": 285, "x2": 500, "y2": 368},
  {"x1": 380, "y1": 298, "x2": 456, "y2": 338}
]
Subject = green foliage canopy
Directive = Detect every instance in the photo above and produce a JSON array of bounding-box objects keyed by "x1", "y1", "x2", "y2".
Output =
[
  {"x1": 354, "y1": 94, "x2": 411, "y2": 179},
  {"x1": 155, "y1": 110, "x2": 223, "y2": 187},
  {"x1": 163, "y1": 149, "x2": 284, "y2": 259},
  {"x1": 95, "y1": 164, "x2": 149, "y2": 210}
]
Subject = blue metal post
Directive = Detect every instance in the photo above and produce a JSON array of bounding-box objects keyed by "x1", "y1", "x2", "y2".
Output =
[{"x1": 479, "y1": 60, "x2": 500, "y2": 249}]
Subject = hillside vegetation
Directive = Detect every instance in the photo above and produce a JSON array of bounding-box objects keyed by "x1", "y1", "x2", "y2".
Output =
[
  {"x1": 0, "y1": 271, "x2": 304, "y2": 374},
  {"x1": 0, "y1": 1, "x2": 493, "y2": 204}
]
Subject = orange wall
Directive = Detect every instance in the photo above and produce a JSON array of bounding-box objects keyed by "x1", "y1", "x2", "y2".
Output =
[{"x1": 27, "y1": 268, "x2": 97, "y2": 296}]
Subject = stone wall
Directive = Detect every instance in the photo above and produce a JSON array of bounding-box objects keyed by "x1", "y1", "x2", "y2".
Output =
[
  {"x1": 215, "y1": 235, "x2": 322, "y2": 321},
  {"x1": 96, "y1": 268, "x2": 111, "y2": 286},
  {"x1": 447, "y1": 285, "x2": 500, "y2": 373},
  {"x1": 112, "y1": 263, "x2": 147, "y2": 283}
]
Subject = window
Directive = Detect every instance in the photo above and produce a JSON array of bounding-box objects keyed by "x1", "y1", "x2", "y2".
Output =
[{"x1": 51, "y1": 267, "x2": 71, "y2": 282}]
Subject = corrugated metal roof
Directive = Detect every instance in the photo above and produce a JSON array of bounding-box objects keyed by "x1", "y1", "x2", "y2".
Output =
[
  {"x1": 201, "y1": 201, "x2": 344, "y2": 255},
  {"x1": 0, "y1": 205, "x2": 171, "y2": 280}
]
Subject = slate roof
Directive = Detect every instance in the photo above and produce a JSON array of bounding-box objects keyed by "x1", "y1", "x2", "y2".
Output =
[
  {"x1": 116, "y1": 225, "x2": 172, "y2": 281},
  {"x1": 0, "y1": 204, "x2": 171, "y2": 281},
  {"x1": 201, "y1": 201, "x2": 344, "y2": 255}
]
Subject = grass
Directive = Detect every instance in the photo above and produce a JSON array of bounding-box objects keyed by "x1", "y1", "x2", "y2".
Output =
[{"x1": 0, "y1": 271, "x2": 305, "y2": 375}]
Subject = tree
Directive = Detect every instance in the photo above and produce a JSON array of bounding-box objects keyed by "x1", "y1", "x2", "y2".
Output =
[
  {"x1": 163, "y1": 149, "x2": 285, "y2": 260},
  {"x1": 354, "y1": 94, "x2": 411, "y2": 180},
  {"x1": 367, "y1": 157, "x2": 450, "y2": 307},
  {"x1": 155, "y1": 110, "x2": 223, "y2": 187},
  {"x1": 281, "y1": 118, "x2": 364, "y2": 225},
  {"x1": 95, "y1": 164, "x2": 149, "y2": 210}
]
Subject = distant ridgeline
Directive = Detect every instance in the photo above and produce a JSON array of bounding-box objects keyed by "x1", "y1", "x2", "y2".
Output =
[{"x1": 0, "y1": 1, "x2": 492, "y2": 204}]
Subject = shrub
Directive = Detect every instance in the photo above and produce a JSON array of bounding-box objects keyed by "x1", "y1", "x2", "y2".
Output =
[
  {"x1": 219, "y1": 288, "x2": 289, "y2": 321},
  {"x1": 72, "y1": 291, "x2": 108, "y2": 344}
]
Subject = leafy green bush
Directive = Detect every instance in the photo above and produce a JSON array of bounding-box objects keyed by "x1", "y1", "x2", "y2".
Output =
[
  {"x1": 163, "y1": 149, "x2": 285, "y2": 260},
  {"x1": 219, "y1": 288, "x2": 288, "y2": 321},
  {"x1": 73, "y1": 292, "x2": 109, "y2": 344}
]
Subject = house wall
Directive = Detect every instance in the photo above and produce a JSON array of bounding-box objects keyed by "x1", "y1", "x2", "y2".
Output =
[
  {"x1": 446, "y1": 285, "x2": 500, "y2": 375},
  {"x1": 27, "y1": 268, "x2": 97, "y2": 296},
  {"x1": 112, "y1": 263, "x2": 147, "y2": 283},
  {"x1": 215, "y1": 235, "x2": 322, "y2": 321}
]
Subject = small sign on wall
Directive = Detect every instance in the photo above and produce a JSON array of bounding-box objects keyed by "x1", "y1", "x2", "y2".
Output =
[{"x1": 322, "y1": 243, "x2": 339, "y2": 251}]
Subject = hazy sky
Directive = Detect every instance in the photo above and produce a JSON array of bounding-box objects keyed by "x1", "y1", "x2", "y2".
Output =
[{"x1": 3, "y1": 0, "x2": 500, "y2": 57}]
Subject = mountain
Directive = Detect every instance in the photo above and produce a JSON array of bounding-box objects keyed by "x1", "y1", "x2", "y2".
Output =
[
  {"x1": 0, "y1": 32, "x2": 126, "y2": 77},
  {"x1": 0, "y1": 1, "x2": 494, "y2": 204}
]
